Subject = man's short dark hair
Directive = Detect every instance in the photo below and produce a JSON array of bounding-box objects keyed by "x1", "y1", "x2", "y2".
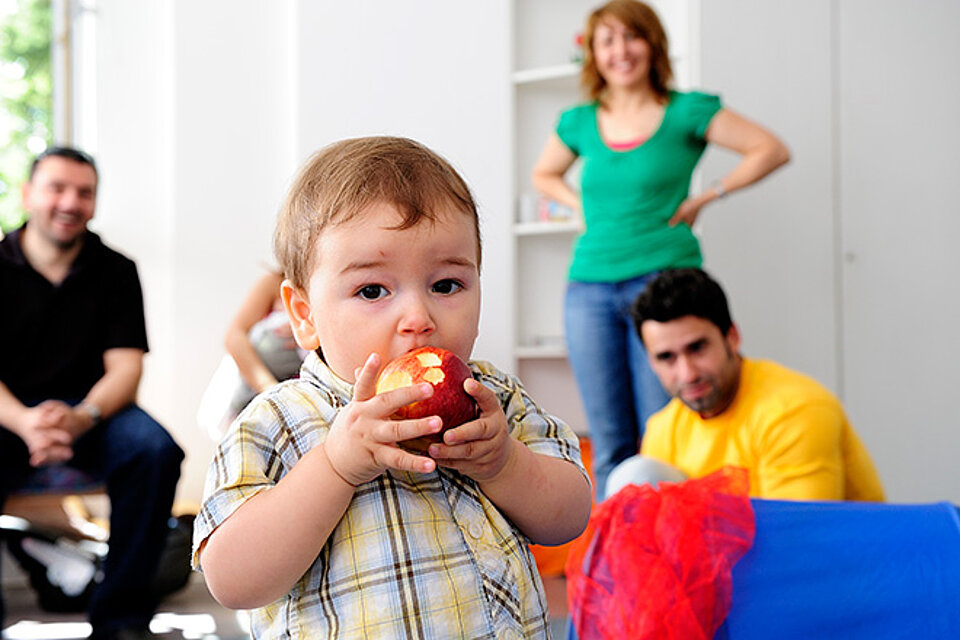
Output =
[
  {"x1": 632, "y1": 268, "x2": 734, "y2": 341},
  {"x1": 29, "y1": 146, "x2": 98, "y2": 183}
]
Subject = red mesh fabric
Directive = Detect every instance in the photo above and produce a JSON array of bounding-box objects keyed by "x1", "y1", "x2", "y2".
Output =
[{"x1": 566, "y1": 467, "x2": 755, "y2": 640}]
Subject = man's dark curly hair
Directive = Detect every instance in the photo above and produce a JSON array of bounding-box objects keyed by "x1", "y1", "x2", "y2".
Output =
[{"x1": 632, "y1": 268, "x2": 733, "y2": 342}]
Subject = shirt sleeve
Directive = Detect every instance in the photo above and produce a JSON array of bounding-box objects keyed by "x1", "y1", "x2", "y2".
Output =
[
  {"x1": 555, "y1": 105, "x2": 584, "y2": 155},
  {"x1": 191, "y1": 412, "x2": 275, "y2": 568},
  {"x1": 105, "y1": 258, "x2": 149, "y2": 352},
  {"x1": 683, "y1": 91, "x2": 723, "y2": 140},
  {"x1": 472, "y1": 360, "x2": 590, "y2": 487},
  {"x1": 753, "y1": 401, "x2": 847, "y2": 500},
  {"x1": 191, "y1": 387, "x2": 328, "y2": 568}
]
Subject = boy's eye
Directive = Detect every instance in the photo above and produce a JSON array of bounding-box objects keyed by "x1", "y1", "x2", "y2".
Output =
[
  {"x1": 356, "y1": 284, "x2": 388, "y2": 301},
  {"x1": 432, "y1": 279, "x2": 463, "y2": 295}
]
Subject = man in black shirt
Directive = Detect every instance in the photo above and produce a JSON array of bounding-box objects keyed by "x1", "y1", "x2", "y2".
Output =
[{"x1": 0, "y1": 147, "x2": 184, "y2": 640}]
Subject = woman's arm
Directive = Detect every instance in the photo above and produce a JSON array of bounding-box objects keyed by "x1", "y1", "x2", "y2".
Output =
[
  {"x1": 531, "y1": 134, "x2": 582, "y2": 212},
  {"x1": 670, "y1": 108, "x2": 791, "y2": 227},
  {"x1": 705, "y1": 108, "x2": 791, "y2": 195},
  {"x1": 224, "y1": 271, "x2": 285, "y2": 393}
]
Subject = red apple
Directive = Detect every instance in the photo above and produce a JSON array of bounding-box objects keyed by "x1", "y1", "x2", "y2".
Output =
[{"x1": 375, "y1": 346, "x2": 478, "y2": 453}]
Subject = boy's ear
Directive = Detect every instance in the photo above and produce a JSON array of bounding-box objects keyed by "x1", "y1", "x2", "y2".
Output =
[{"x1": 280, "y1": 279, "x2": 320, "y2": 351}]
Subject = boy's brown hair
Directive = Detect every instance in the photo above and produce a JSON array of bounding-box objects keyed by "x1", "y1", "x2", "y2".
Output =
[{"x1": 274, "y1": 136, "x2": 481, "y2": 290}]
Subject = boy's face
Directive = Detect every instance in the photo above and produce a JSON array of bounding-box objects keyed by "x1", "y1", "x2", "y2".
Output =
[{"x1": 284, "y1": 201, "x2": 481, "y2": 383}]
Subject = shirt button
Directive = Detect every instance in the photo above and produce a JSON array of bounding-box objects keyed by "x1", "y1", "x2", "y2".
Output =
[{"x1": 468, "y1": 522, "x2": 484, "y2": 539}]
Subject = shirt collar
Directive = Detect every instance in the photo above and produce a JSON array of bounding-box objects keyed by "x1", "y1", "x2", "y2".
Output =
[
  {"x1": 0, "y1": 224, "x2": 104, "y2": 273},
  {"x1": 301, "y1": 351, "x2": 355, "y2": 406},
  {"x1": 69, "y1": 229, "x2": 104, "y2": 273}
]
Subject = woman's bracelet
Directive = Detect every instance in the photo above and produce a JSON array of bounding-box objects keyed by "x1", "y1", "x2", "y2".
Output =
[{"x1": 711, "y1": 180, "x2": 728, "y2": 200}]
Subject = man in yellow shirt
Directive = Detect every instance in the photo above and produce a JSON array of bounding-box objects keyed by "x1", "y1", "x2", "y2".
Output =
[{"x1": 606, "y1": 268, "x2": 884, "y2": 501}]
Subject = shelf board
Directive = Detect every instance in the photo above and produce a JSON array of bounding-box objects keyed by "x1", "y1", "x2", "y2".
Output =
[
  {"x1": 515, "y1": 344, "x2": 568, "y2": 359},
  {"x1": 512, "y1": 63, "x2": 580, "y2": 85},
  {"x1": 514, "y1": 220, "x2": 581, "y2": 236}
]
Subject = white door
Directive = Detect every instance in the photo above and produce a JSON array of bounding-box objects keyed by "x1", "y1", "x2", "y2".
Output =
[
  {"x1": 838, "y1": 0, "x2": 960, "y2": 502},
  {"x1": 700, "y1": 0, "x2": 960, "y2": 502}
]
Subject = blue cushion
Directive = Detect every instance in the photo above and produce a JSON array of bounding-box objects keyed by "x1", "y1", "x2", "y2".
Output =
[{"x1": 717, "y1": 499, "x2": 960, "y2": 639}]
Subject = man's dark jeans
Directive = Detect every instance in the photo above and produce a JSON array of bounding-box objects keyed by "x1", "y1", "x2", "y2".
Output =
[{"x1": 1, "y1": 404, "x2": 183, "y2": 635}]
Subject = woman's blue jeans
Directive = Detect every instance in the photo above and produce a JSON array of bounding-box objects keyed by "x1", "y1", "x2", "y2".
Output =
[{"x1": 564, "y1": 274, "x2": 671, "y2": 501}]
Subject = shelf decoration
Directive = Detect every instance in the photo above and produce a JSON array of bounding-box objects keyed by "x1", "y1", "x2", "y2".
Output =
[
  {"x1": 517, "y1": 194, "x2": 575, "y2": 224},
  {"x1": 571, "y1": 31, "x2": 584, "y2": 64}
]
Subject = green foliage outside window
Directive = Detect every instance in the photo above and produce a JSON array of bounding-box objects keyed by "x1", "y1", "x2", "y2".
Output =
[{"x1": 0, "y1": 0, "x2": 52, "y2": 234}]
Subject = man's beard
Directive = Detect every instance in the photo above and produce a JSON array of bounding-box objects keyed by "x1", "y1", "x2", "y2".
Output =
[
  {"x1": 678, "y1": 377, "x2": 727, "y2": 415},
  {"x1": 52, "y1": 234, "x2": 83, "y2": 250},
  {"x1": 677, "y1": 349, "x2": 741, "y2": 418}
]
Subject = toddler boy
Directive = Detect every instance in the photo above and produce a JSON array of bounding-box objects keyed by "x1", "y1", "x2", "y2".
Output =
[{"x1": 192, "y1": 136, "x2": 592, "y2": 638}]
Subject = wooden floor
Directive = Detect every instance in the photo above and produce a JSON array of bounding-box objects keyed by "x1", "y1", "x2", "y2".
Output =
[
  {"x1": 3, "y1": 561, "x2": 569, "y2": 639},
  {"x1": 2, "y1": 570, "x2": 248, "y2": 640}
]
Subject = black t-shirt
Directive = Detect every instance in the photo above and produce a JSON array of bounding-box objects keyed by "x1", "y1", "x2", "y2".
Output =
[{"x1": 0, "y1": 225, "x2": 149, "y2": 401}]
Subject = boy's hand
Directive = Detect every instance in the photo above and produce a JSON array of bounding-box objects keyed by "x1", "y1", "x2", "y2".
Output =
[
  {"x1": 427, "y1": 378, "x2": 517, "y2": 483},
  {"x1": 323, "y1": 353, "x2": 441, "y2": 486}
]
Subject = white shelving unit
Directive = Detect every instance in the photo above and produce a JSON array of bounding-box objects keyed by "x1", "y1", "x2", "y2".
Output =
[
  {"x1": 510, "y1": 0, "x2": 590, "y2": 363},
  {"x1": 513, "y1": 219, "x2": 581, "y2": 237},
  {"x1": 509, "y1": 0, "x2": 595, "y2": 433},
  {"x1": 511, "y1": 63, "x2": 580, "y2": 85},
  {"x1": 514, "y1": 341, "x2": 569, "y2": 360}
]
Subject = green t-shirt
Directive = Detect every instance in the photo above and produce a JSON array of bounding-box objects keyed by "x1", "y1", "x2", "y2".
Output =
[{"x1": 556, "y1": 90, "x2": 722, "y2": 282}]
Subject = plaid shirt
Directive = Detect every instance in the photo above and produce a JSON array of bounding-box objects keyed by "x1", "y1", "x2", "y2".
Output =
[{"x1": 193, "y1": 352, "x2": 586, "y2": 639}]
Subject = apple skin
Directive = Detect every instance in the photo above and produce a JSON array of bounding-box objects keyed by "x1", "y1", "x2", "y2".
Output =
[{"x1": 375, "y1": 346, "x2": 478, "y2": 453}]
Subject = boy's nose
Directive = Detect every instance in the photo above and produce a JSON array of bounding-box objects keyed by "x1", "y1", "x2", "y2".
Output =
[{"x1": 398, "y1": 296, "x2": 436, "y2": 336}]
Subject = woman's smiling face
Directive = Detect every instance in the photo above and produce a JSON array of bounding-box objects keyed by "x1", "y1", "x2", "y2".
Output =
[{"x1": 592, "y1": 15, "x2": 652, "y2": 90}]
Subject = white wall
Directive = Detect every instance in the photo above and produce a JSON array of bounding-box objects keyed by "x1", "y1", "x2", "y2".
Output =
[
  {"x1": 836, "y1": 0, "x2": 960, "y2": 503},
  {"x1": 698, "y1": 0, "x2": 839, "y2": 389},
  {"x1": 86, "y1": 1, "x2": 959, "y2": 505},
  {"x1": 292, "y1": 0, "x2": 513, "y2": 368},
  {"x1": 698, "y1": 0, "x2": 960, "y2": 502},
  {"x1": 91, "y1": 0, "x2": 297, "y2": 504},
  {"x1": 88, "y1": 0, "x2": 511, "y2": 504}
]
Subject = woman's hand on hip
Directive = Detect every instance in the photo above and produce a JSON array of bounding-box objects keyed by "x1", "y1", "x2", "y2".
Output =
[{"x1": 669, "y1": 195, "x2": 708, "y2": 227}]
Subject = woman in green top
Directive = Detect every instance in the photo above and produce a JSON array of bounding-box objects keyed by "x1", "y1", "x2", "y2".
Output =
[{"x1": 532, "y1": 0, "x2": 789, "y2": 501}]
